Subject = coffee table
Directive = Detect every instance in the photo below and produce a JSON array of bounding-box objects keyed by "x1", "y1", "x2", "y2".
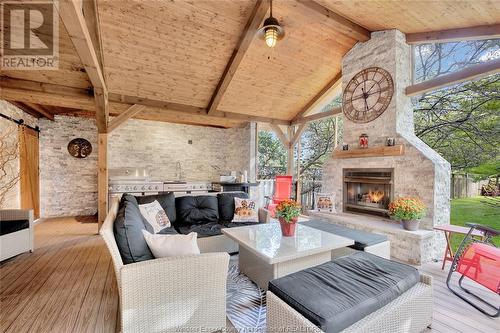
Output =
[{"x1": 222, "y1": 222, "x2": 354, "y2": 290}]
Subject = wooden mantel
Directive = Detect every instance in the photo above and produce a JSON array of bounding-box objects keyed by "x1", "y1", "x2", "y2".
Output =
[{"x1": 333, "y1": 144, "x2": 405, "y2": 159}]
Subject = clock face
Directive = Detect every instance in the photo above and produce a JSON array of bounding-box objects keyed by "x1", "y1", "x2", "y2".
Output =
[{"x1": 342, "y1": 67, "x2": 394, "y2": 123}]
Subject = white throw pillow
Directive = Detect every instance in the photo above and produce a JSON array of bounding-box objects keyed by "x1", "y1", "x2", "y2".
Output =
[
  {"x1": 142, "y1": 230, "x2": 200, "y2": 258},
  {"x1": 232, "y1": 197, "x2": 259, "y2": 223},
  {"x1": 138, "y1": 200, "x2": 171, "y2": 233}
]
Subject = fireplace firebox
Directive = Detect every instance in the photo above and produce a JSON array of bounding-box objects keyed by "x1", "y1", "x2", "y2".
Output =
[{"x1": 343, "y1": 168, "x2": 393, "y2": 216}]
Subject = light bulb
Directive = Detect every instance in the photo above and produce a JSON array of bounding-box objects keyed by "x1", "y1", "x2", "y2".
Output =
[{"x1": 265, "y1": 27, "x2": 278, "y2": 48}]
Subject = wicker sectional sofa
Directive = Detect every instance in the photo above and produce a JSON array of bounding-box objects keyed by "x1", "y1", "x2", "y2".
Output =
[{"x1": 100, "y1": 191, "x2": 269, "y2": 333}]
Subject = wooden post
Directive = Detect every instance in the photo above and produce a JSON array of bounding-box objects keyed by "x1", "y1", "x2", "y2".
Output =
[
  {"x1": 97, "y1": 133, "x2": 108, "y2": 230},
  {"x1": 286, "y1": 127, "x2": 294, "y2": 176},
  {"x1": 296, "y1": 137, "x2": 302, "y2": 204},
  {"x1": 334, "y1": 116, "x2": 339, "y2": 148}
]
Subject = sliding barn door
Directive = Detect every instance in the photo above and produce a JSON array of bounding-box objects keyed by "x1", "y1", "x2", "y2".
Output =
[{"x1": 19, "y1": 126, "x2": 40, "y2": 218}]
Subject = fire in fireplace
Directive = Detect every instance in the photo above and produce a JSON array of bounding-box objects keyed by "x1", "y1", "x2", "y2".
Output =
[{"x1": 343, "y1": 169, "x2": 393, "y2": 216}]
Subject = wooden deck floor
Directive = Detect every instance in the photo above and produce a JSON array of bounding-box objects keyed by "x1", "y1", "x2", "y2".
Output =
[{"x1": 1, "y1": 217, "x2": 498, "y2": 333}]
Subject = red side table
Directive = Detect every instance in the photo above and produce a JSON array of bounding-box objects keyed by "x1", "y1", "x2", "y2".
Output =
[{"x1": 434, "y1": 224, "x2": 484, "y2": 270}]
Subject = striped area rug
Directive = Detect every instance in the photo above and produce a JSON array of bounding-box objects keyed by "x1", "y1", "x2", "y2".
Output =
[{"x1": 226, "y1": 259, "x2": 266, "y2": 333}]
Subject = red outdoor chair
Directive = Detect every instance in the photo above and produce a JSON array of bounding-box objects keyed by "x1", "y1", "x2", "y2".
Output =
[
  {"x1": 266, "y1": 175, "x2": 293, "y2": 217},
  {"x1": 446, "y1": 223, "x2": 500, "y2": 317}
]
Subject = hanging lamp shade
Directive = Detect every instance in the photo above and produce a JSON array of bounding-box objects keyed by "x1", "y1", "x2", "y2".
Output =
[{"x1": 257, "y1": 1, "x2": 284, "y2": 48}]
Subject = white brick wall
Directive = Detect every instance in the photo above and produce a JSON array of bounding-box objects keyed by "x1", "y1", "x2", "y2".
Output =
[
  {"x1": 108, "y1": 119, "x2": 251, "y2": 181},
  {"x1": 38, "y1": 115, "x2": 252, "y2": 217}
]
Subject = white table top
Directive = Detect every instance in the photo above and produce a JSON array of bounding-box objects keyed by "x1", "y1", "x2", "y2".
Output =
[{"x1": 222, "y1": 223, "x2": 354, "y2": 264}]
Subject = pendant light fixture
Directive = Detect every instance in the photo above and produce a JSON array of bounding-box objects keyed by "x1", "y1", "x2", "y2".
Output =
[{"x1": 258, "y1": 0, "x2": 284, "y2": 48}]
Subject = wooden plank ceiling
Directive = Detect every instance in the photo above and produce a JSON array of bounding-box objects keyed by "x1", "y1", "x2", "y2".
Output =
[
  {"x1": 315, "y1": 0, "x2": 500, "y2": 33},
  {"x1": 1, "y1": 0, "x2": 499, "y2": 128}
]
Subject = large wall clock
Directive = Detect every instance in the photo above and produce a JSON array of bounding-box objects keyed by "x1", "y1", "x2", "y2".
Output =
[{"x1": 342, "y1": 67, "x2": 394, "y2": 123}]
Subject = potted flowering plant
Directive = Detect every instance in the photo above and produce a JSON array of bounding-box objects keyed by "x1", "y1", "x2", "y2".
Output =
[
  {"x1": 275, "y1": 199, "x2": 301, "y2": 237},
  {"x1": 388, "y1": 197, "x2": 426, "y2": 231}
]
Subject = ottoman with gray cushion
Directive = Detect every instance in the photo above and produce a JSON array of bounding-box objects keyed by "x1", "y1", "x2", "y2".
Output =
[
  {"x1": 267, "y1": 252, "x2": 433, "y2": 333},
  {"x1": 301, "y1": 219, "x2": 391, "y2": 259}
]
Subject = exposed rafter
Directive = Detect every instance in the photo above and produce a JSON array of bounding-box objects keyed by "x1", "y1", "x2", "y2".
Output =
[
  {"x1": 406, "y1": 24, "x2": 500, "y2": 44},
  {"x1": 207, "y1": 0, "x2": 269, "y2": 114},
  {"x1": 57, "y1": 0, "x2": 108, "y2": 133},
  {"x1": 291, "y1": 107, "x2": 342, "y2": 125},
  {"x1": 0, "y1": 78, "x2": 291, "y2": 127},
  {"x1": 9, "y1": 102, "x2": 43, "y2": 120},
  {"x1": 23, "y1": 103, "x2": 55, "y2": 121},
  {"x1": 269, "y1": 124, "x2": 290, "y2": 147},
  {"x1": 295, "y1": 0, "x2": 370, "y2": 41},
  {"x1": 108, "y1": 104, "x2": 145, "y2": 133},
  {"x1": 291, "y1": 72, "x2": 342, "y2": 122},
  {"x1": 291, "y1": 123, "x2": 306, "y2": 145},
  {"x1": 406, "y1": 58, "x2": 500, "y2": 96}
]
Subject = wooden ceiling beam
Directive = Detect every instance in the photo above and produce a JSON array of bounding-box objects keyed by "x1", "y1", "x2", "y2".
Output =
[
  {"x1": 406, "y1": 58, "x2": 500, "y2": 96},
  {"x1": 0, "y1": 76, "x2": 92, "y2": 98},
  {"x1": 207, "y1": 0, "x2": 269, "y2": 114},
  {"x1": 291, "y1": 107, "x2": 342, "y2": 125},
  {"x1": 406, "y1": 24, "x2": 500, "y2": 44},
  {"x1": 58, "y1": 0, "x2": 108, "y2": 132},
  {"x1": 296, "y1": 0, "x2": 370, "y2": 41},
  {"x1": 108, "y1": 104, "x2": 145, "y2": 133},
  {"x1": 108, "y1": 92, "x2": 290, "y2": 125},
  {"x1": 1, "y1": 87, "x2": 97, "y2": 111},
  {"x1": 291, "y1": 72, "x2": 342, "y2": 122},
  {"x1": 9, "y1": 102, "x2": 43, "y2": 120},
  {"x1": 23, "y1": 102, "x2": 55, "y2": 121},
  {"x1": 1, "y1": 81, "x2": 291, "y2": 126},
  {"x1": 269, "y1": 124, "x2": 290, "y2": 147},
  {"x1": 108, "y1": 93, "x2": 206, "y2": 114},
  {"x1": 291, "y1": 123, "x2": 307, "y2": 145}
]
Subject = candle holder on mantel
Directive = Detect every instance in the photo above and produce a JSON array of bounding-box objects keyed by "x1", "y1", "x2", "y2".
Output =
[
  {"x1": 386, "y1": 137, "x2": 396, "y2": 146},
  {"x1": 359, "y1": 134, "x2": 369, "y2": 149},
  {"x1": 342, "y1": 143, "x2": 349, "y2": 151}
]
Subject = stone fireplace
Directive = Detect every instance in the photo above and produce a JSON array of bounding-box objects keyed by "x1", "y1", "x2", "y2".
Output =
[
  {"x1": 343, "y1": 168, "x2": 393, "y2": 217},
  {"x1": 319, "y1": 30, "x2": 451, "y2": 265}
]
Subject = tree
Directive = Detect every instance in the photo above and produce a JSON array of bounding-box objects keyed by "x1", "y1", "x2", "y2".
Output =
[
  {"x1": 257, "y1": 130, "x2": 286, "y2": 179},
  {"x1": 413, "y1": 40, "x2": 500, "y2": 170}
]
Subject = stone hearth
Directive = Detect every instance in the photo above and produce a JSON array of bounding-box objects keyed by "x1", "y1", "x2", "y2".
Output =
[{"x1": 322, "y1": 30, "x2": 451, "y2": 264}]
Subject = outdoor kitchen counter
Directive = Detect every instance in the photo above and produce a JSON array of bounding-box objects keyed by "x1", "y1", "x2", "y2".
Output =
[{"x1": 211, "y1": 182, "x2": 259, "y2": 194}]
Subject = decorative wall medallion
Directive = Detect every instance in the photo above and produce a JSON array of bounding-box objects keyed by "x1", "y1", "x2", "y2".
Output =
[
  {"x1": 68, "y1": 138, "x2": 92, "y2": 158},
  {"x1": 342, "y1": 67, "x2": 394, "y2": 123}
]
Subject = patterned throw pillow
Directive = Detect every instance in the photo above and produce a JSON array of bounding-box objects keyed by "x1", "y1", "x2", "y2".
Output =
[
  {"x1": 138, "y1": 200, "x2": 171, "y2": 233},
  {"x1": 232, "y1": 197, "x2": 259, "y2": 223},
  {"x1": 314, "y1": 193, "x2": 336, "y2": 213}
]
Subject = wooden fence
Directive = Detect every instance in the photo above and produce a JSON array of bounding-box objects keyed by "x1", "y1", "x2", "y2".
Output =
[{"x1": 450, "y1": 174, "x2": 488, "y2": 199}]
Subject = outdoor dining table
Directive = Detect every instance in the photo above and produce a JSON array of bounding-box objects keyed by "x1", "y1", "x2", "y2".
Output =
[{"x1": 434, "y1": 224, "x2": 485, "y2": 270}]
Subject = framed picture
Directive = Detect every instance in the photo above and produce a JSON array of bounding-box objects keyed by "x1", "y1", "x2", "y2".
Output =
[{"x1": 314, "y1": 193, "x2": 336, "y2": 213}]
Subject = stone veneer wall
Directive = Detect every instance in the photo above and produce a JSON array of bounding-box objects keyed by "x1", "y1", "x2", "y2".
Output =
[
  {"x1": 39, "y1": 115, "x2": 98, "y2": 217},
  {"x1": 37, "y1": 115, "x2": 252, "y2": 217},
  {"x1": 0, "y1": 100, "x2": 38, "y2": 209},
  {"x1": 108, "y1": 119, "x2": 252, "y2": 181},
  {"x1": 322, "y1": 30, "x2": 451, "y2": 263}
]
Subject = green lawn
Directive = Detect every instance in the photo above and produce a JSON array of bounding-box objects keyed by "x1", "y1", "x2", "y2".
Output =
[{"x1": 449, "y1": 196, "x2": 500, "y2": 251}]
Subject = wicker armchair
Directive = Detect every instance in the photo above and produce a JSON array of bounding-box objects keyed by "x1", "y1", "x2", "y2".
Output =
[
  {"x1": 0, "y1": 209, "x2": 34, "y2": 261},
  {"x1": 100, "y1": 198, "x2": 230, "y2": 333}
]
